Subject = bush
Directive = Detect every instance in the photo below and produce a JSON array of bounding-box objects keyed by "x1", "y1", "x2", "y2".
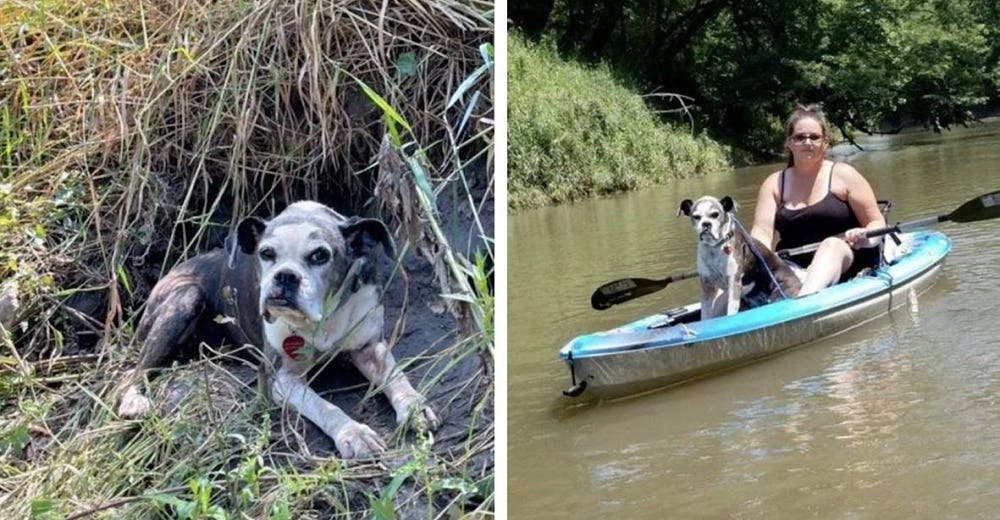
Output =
[{"x1": 508, "y1": 33, "x2": 731, "y2": 209}]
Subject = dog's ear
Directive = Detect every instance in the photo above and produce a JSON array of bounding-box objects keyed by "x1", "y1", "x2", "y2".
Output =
[
  {"x1": 341, "y1": 217, "x2": 395, "y2": 260},
  {"x1": 237, "y1": 217, "x2": 267, "y2": 254},
  {"x1": 677, "y1": 199, "x2": 693, "y2": 217},
  {"x1": 720, "y1": 196, "x2": 735, "y2": 213}
]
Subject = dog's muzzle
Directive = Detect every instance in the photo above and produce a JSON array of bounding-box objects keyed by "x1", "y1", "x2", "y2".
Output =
[{"x1": 263, "y1": 270, "x2": 302, "y2": 321}]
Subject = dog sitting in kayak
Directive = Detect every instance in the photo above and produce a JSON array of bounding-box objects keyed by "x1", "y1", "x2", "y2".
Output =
[{"x1": 678, "y1": 195, "x2": 802, "y2": 320}]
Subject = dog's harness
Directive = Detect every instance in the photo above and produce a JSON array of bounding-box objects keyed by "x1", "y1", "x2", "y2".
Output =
[
  {"x1": 708, "y1": 228, "x2": 736, "y2": 251},
  {"x1": 732, "y1": 217, "x2": 791, "y2": 300}
]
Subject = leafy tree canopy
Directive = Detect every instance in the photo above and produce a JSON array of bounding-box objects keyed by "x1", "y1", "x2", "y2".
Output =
[{"x1": 512, "y1": 0, "x2": 1000, "y2": 159}]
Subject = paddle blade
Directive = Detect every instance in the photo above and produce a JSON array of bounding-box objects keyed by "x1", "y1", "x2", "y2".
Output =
[
  {"x1": 948, "y1": 191, "x2": 1000, "y2": 223},
  {"x1": 591, "y1": 277, "x2": 667, "y2": 310}
]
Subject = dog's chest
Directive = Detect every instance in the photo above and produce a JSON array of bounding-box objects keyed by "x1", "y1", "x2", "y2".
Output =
[
  {"x1": 697, "y1": 242, "x2": 741, "y2": 286},
  {"x1": 263, "y1": 321, "x2": 314, "y2": 363},
  {"x1": 264, "y1": 285, "x2": 383, "y2": 362}
]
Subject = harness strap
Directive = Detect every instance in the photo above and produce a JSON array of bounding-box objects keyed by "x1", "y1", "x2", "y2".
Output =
[
  {"x1": 732, "y1": 217, "x2": 790, "y2": 300},
  {"x1": 708, "y1": 227, "x2": 735, "y2": 248}
]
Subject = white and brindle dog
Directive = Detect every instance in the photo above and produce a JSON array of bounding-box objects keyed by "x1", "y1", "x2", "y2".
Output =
[
  {"x1": 678, "y1": 195, "x2": 802, "y2": 320},
  {"x1": 117, "y1": 201, "x2": 438, "y2": 458}
]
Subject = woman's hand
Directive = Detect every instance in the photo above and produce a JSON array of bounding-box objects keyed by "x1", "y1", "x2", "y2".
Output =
[{"x1": 843, "y1": 227, "x2": 880, "y2": 249}]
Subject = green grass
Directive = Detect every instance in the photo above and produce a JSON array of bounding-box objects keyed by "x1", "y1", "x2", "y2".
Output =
[
  {"x1": 508, "y1": 33, "x2": 731, "y2": 209},
  {"x1": 0, "y1": 0, "x2": 494, "y2": 517},
  {"x1": 0, "y1": 359, "x2": 420, "y2": 519}
]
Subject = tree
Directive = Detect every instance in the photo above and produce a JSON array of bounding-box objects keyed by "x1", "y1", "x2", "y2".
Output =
[
  {"x1": 509, "y1": 0, "x2": 556, "y2": 38},
  {"x1": 526, "y1": 0, "x2": 1000, "y2": 158}
]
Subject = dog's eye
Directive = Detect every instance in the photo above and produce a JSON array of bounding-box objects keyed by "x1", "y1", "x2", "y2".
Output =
[
  {"x1": 307, "y1": 248, "x2": 330, "y2": 266},
  {"x1": 259, "y1": 247, "x2": 276, "y2": 262},
  {"x1": 709, "y1": 211, "x2": 720, "y2": 219}
]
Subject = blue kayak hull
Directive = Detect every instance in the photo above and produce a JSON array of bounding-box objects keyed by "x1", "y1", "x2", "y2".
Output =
[{"x1": 560, "y1": 231, "x2": 951, "y2": 398}]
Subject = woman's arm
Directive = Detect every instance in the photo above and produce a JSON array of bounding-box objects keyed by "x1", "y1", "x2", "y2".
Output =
[
  {"x1": 750, "y1": 172, "x2": 780, "y2": 249},
  {"x1": 841, "y1": 164, "x2": 886, "y2": 248}
]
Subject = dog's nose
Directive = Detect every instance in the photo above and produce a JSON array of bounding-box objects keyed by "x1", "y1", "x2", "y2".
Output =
[
  {"x1": 274, "y1": 270, "x2": 300, "y2": 290},
  {"x1": 701, "y1": 221, "x2": 712, "y2": 230}
]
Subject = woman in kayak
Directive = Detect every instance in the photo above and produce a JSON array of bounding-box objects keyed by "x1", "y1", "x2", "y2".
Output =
[{"x1": 750, "y1": 104, "x2": 886, "y2": 296}]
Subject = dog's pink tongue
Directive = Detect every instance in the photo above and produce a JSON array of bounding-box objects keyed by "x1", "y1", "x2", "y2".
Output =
[{"x1": 282, "y1": 335, "x2": 305, "y2": 359}]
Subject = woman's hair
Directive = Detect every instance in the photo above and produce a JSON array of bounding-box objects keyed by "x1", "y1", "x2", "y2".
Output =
[{"x1": 785, "y1": 104, "x2": 829, "y2": 167}]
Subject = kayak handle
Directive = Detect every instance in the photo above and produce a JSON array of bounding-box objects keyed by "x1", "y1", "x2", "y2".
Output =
[
  {"x1": 563, "y1": 381, "x2": 587, "y2": 398},
  {"x1": 563, "y1": 352, "x2": 587, "y2": 397}
]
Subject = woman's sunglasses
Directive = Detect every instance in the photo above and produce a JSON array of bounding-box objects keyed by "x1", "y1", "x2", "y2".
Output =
[{"x1": 791, "y1": 133, "x2": 824, "y2": 144}]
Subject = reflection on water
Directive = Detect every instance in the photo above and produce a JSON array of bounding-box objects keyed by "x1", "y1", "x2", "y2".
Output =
[{"x1": 509, "y1": 119, "x2": 1000, "y2": 518}]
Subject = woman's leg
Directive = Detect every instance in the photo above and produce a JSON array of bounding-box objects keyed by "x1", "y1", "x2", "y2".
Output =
[{"x1": 799, "y1": 237, "x2": 854, "y2": 296}]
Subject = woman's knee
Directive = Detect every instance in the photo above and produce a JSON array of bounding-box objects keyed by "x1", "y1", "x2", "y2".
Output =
[
  {"x1": 816, "y1": 237, "x2": 853, "y2": 268},
  {"x1": 819, "y1": 236, "x2": 848, "y2": 250}
]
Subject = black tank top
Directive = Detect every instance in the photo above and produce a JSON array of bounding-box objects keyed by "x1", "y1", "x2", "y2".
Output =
[{"x1": 774, "y1": 163, "x2": 878, "y2": 279}]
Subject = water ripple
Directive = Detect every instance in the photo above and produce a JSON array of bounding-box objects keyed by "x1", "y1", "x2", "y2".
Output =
[{"x1": 510, "y1": 122, "x2": 1000, "y2": 519}]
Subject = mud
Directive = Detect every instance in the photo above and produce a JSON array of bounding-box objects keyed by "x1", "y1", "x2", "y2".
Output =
[{"x1": 123, "y1": 161, "x2": 493, "y2": 514}]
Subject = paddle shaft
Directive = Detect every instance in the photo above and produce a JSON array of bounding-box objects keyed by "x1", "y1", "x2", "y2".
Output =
[{"x1": 778, "y1": 215, "x2": 950, "y2": 258}]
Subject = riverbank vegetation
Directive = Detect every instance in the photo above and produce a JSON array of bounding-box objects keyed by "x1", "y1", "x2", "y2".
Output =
[
  {"x1": 509, "y1": 33, "x2": 730, "y2": 209},
  {"x1": 0, "y1": 1, "x2": 493, "y2": 518},
  {"x1": 511, "y1": 0, "x2": 1000, "y2": 207}
]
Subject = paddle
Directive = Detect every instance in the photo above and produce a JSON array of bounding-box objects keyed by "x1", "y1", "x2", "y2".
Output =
[
  {"x1": 591, "y1": 271, "x2": 700, "y2": 310},
  {"x1": 780, "y1": 189, "x2": 1000, "y2": 258},
  {"x1": 590, "y1": 190, "x2": 1000, "y2": 310}
]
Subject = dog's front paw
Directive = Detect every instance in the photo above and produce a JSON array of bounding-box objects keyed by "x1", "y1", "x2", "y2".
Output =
[
  {"x1": 395, "y1": 394, "x2": 440, "y2": 432},
  {"x1": 118, "y1": 385, "x2": 152, "y2": 418},
  {"x1": 334, "y1": 421, "x2": 387, "y2": 459}
]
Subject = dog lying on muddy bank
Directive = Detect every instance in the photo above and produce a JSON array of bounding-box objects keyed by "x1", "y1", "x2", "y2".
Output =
[{"x1": 117, "y1": 201, "x2": 438, "y2": 458}]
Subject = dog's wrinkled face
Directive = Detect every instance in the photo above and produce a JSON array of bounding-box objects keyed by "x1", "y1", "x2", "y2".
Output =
[
  {"x1": 236, "y1": 201, "x2": 393, "y2": 327},
  {"x1": 256, "y1": 220, "x2": 346, "y2": 325},
  {"x1": 678, "y1": 196, "x2": 735, "y2": 244}
]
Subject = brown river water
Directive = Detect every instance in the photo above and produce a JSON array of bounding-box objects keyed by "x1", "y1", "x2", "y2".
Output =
[{"x1": 508, "y1": 119, "x2": 1000, "y2": 518}]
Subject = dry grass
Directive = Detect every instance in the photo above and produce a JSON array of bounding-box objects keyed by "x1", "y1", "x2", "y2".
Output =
[{"x1": 0, "y1": 0, "x2": 494, "y2": 517}]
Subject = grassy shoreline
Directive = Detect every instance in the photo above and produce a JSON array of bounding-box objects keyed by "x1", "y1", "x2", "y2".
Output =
[{"x1": 508, "y1": 33, "x2": 731, "y2": 210}]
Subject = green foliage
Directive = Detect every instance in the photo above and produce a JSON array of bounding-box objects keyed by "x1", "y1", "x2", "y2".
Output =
[
  {"x1": 1, "y1": 0, "x2": 493, "y2": 518},
  {"x1": 368, "y1": 459, "x2": 419, "y2": 520},
  {"x1": 471, "y1": 249, "x2": 494, "y2": 342},
  {"x1": 151, "y1": 478, "x2": 230, "y2": 520},
  {"x1": 0, "y1": 422, "x2": 30, "y2": 458},
  {"x1": 820, "y1": 0, "x2": 992, "y2": 133},
  {"x1": 527, "y1": 0, "x2": 1000, "y2": 160},
  {"x1": 367, "y1": 424, "x2": 489, "y2": 518},
  {"x1": 508, "y1": 33, "x2": 731, "y2": 209},
  {"x1": 30, "y1": 498, "x2": 61, "y2": 520}
]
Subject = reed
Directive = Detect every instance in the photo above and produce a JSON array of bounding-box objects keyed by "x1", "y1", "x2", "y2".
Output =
[{"x1": 0, "y1": 0, "x2": 493, "y2": 517}]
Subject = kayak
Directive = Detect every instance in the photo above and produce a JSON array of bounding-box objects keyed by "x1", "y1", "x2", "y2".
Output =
[{"x1": 559, "y1": 231, "x2": 951, "y2": 399}]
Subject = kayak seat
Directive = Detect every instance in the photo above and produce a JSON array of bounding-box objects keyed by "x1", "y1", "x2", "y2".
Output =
[
  {"x1": 842, "y1": 200, "x2": 896, "y2": 281},
  {"x1": 875, "y1": 199, "x2": 908, "y2": 269}
]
